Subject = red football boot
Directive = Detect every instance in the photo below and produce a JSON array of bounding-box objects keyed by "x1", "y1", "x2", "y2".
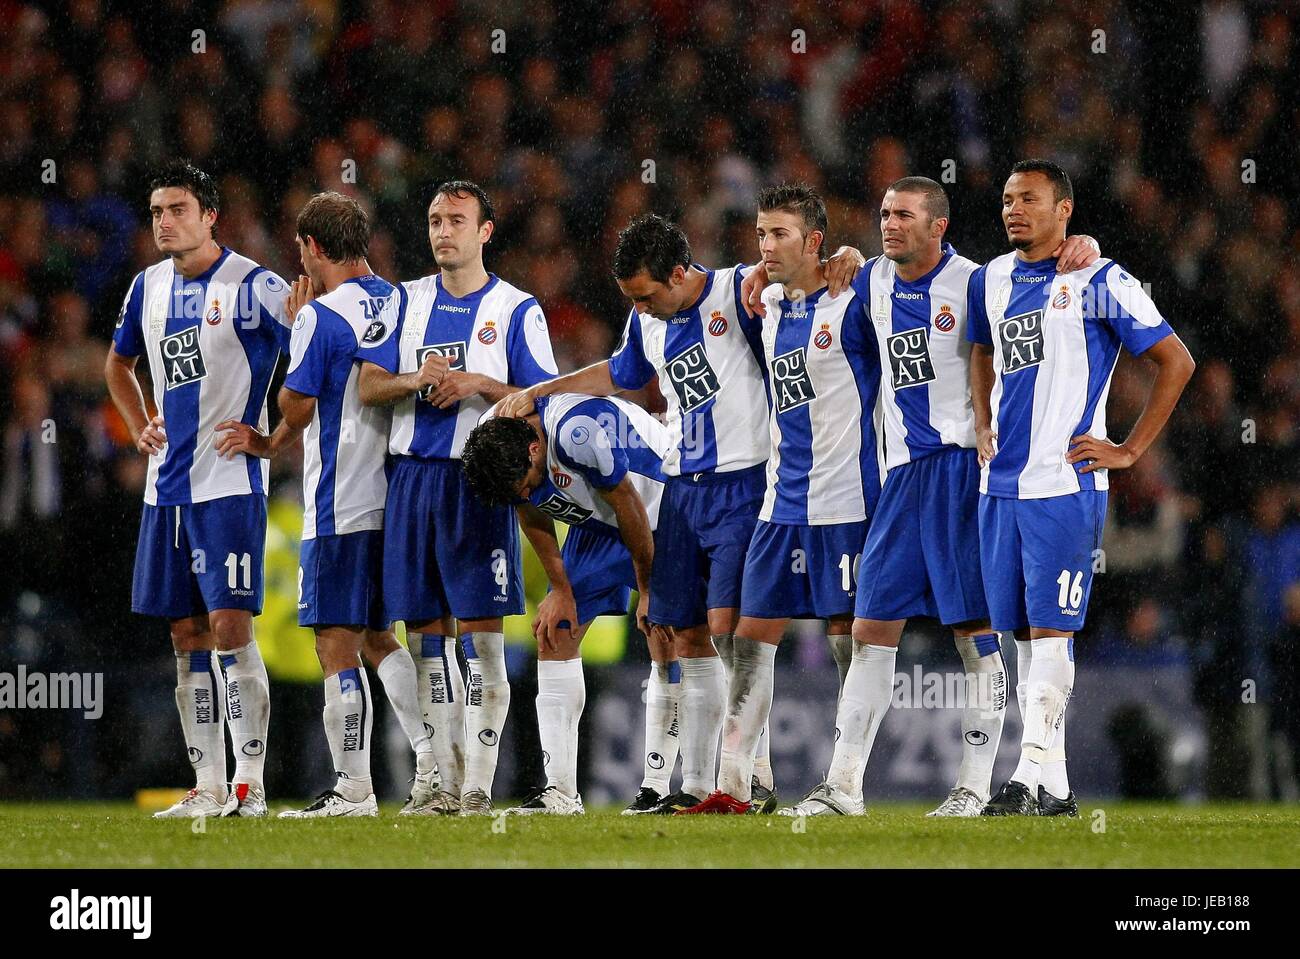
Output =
[{"x1": 673, "y1": 790, "x2": 752, "y2": 814}]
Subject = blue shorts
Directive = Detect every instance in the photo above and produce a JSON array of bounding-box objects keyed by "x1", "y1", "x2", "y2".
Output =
[
  {"x1": 132, "y1": 495, "x2": 266, "y2": 619},
  {"x1": 855, "y1": 447, "x2": 989, "y2": 625},
  {"x1": 741, "y1": 519, "x2": 869, "y2": 619},
  {"x1": 649, "y1": 465, "x2": 765, "y2": 628},
  {"x1": 383, "y1": 456, "x2": 524, "y2": 623},
  {"x1": 299, "y1": 530, "x2": 388, "y2": 631},
  {"x1": 559, "y1": 525, "x2": 636, "y2": 626},
  {"x1": 978, "y1": 490, "x2": 1108, "y2": 632}
]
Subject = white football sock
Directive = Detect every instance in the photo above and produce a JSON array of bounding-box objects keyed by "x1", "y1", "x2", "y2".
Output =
[
  {"x1": 536, "y1": 657, "x2": 585, "y2": 797},
  {"x1": 677, "y1": 655, "x2": 725, "y2": 800},
  {"x1": 220, "y1": 640, "x2": 270, "y2": 788},
  {"x1": 1040, "y1": 713, "x2": 1070, "y2": 798},
  {"x1": 642, "y1": 660, "x2": 681, "y2": 794},
  {"x1": 1014, "y1": 637, "x2": 1073, "y2": 793},
  {"x1": 375, "y1": 647, "x2": 436, "y2": 776},
  {"x1": 718, "y1": 639, "x2": 777, "y2": 802},
  {"x1": 828, "y1": 632, "x2": 855, "y2": 694},
  {"x1": 1011, "y1": 638, "x2": 1035, "y2": 787},
  {"x1": 752, "y1": 722, "x2": 774, "y2": 791},
  {"x1": 825, "y1": 643, "x2": 897, "y2": 802},
  {"x1": 462, "y1": 632, "x2": 510, "y2": 797},
  {"x1": 324, "y1": 667, "x2": 373, "y2": 802},
  {"x1": 410, "y1": 633, "x2": 465, "y2": 795},
  {"x1": 174, "y1": 649, "x2": 227, "y2": 799},
  {"x1": 954, "y1": 632, "x2": 1007, "y2": 802}
]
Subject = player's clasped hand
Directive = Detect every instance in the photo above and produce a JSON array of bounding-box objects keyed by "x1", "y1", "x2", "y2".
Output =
[
  {"x1": 427, "y1": 369, "x2": 482, "y2": 409},
  {"x1": 1067, "y1": 434, "x2": 1136, "y2": 473},
  {"x1": 286, "y1": 275, "x2": 315, "y2": 318},
  {"x1": 136, "y1": 414, "x2": 167, "y2": 456},
  {"x1": 215, "y1": 419, "x2": 270, "y2": 459},
  {"x1": 416, "y1": 351, "x2": 451, "y2": 396}
]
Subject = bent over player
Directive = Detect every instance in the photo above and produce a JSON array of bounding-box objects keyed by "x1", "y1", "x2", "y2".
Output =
[{"x1": 462, "y1": 394, "x2": 677, "y2": 814}]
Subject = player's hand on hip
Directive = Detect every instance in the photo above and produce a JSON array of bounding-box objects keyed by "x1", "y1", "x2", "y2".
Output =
[
  {"x1": 824, "y1": 245, "x2": 866, "y2": 296},
  {"x1": 740, "y1": 264, "x2": 769, "y2": 319},
  {"x1": 136, "y1": 415, "x2": 167, "y2": 456},
  {"x1": 494, "y1": 388, "x2": 537, "y2": 419},
  {"x1": 1068, "y1": 434, "x2": 1136, "y2": 473},
  {"x1": 1053, "y1": 235, "x2": 1101, "y2": 273},
  {"x1": 975, "y1": 425, "x2": 997, "y2": 467},
  {"x1": 416, "y1": 352, "x2": 451, "y2": 391},
  {"x1": 215, "y1": 420, "x2": 271, "y2": 459},
  {"x1": 287, "y1": 275, "x2": 315, "y2": 318},
  {"x1": 428, "y1": 370, "x2": 481, "y2": 409},
  {"x1": 534, "y1": 588, "x2": 579, "y2": 653}
]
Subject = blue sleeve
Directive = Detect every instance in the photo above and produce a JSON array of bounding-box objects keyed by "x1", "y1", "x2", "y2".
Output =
[
  {"x1": 111, "y1": 272, "x2": 146, "y2": 357},
  {"x1": 505, "y1": 298, "x2": 559, "y2": 387},
  {"x1": 608, "y1": 309, "x2": 655, "y2": 390},
  {"x1": 248, "y1": 269, "x2": 293, "y2": 353},
  {"x1": 733, "y1": 264, "x2": 766, "y2": 369},
  {"x1": 966, "y1": 265, "x2": 992, "y2": 346},
  {"x1": 553, "y1": 400, "x2": 629, "y2": 490},
  {"x1": 283, "y1": 305, "x2": 333, "y2": 398},
  {"x1": 355, "y1": 284, "x2": 404, "y2": 373},
  {"x1": 1092, "y1": 263, "x2": 1174, "y2": 356},
  {"x1": 840, "y1": 296, "x2": 875, "y2": 358}
]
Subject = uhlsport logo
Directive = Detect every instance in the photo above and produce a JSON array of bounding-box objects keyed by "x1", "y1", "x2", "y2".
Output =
[
  {"x1": 998, "y1": 309, "x2": 1045, "y2": 373},
  {"x1": 647, "y1": 751, "x2": 665, "y2": 770},
  {"x1": 478, "y1": 728, "x2": 498, "y2": 746},
  {"x1": 770, "y1": 346, "x2": 816, "y2": 413},
  {"x1": 160, "y1": 326, "x2": 207, "y2": 389},
  {"x1": 887, "y1": 327, "x2": 935, "y2": 390},
  {"x1": 708, "y1": 310, "x2": 728, "y2": 336},
  {"x1": 664, "y1": 342, "x2": 720, "y2": 413}
]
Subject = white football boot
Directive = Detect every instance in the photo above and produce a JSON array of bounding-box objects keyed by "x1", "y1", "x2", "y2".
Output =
[
  {"x1": 153, "y1": 787, "x2": 228, "y2": 819},
  {"x1": 776, "y1": 781, "x2": 864, "y2": 816},
  {"x1": 926, "y1": 786, "x2": 986, "y2": 818},
  {"x1": 222, "y1": 782, "x2": 267, "y2": 818},
  {"x1": 506, "y1": 785, "x2": 585, "y2": 816},
  {"x1": 278, "y1": 790, "x2": 378, "y2": 819}
]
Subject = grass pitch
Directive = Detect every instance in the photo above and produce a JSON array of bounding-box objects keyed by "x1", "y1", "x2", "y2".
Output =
[{"x1": 2, "y1": 801, "x2": 1297, "y2": 868}]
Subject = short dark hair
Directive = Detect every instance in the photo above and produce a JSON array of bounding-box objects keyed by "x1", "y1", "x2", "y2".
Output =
[
  {"x1": 612, "y1": 213, "x2": 692, "y2": 283},
  {"x1": 1009, "y1": 159, "x2": 1074, "y2": 204},
  {"x1": 433, "y1": 179, "x2": 496, "y2": 226},
  {"x1": 757, "y1": 183, "x2": 829, "y2": 251},
  {"x1": 460, "y1": 417, "x2": 539, "y2": 506},
  {"x1": 296, "y1": 192, "x2": 370, "y2": 262},
  {"x1": 886, "y1": 176, "x2": 950, "y2": 222},
  {"x1": 149, "y1": 159, "x2": 220, "y2": 234}
]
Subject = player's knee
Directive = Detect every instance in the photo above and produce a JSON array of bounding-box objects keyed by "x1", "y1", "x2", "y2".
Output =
[
  {"x1": 169, "y1": 617, "x2": 211, "y2": 651},
  {"x1": 851, "y1": 617, "x2": 901, "y2": 648},
  {"x1": 361, "y1": 629, "x2": 399, "y2": 663},
  {"x1": 209, "y1": 611, "x2": 254, "y2": 651}
]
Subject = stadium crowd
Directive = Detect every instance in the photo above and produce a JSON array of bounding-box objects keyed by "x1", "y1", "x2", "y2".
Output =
[{"x1": 0, "y1": 0, "x2": 1296, "y2": 801}]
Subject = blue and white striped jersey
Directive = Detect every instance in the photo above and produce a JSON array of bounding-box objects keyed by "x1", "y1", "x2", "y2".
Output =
[
  {"x1": 854, "y1": 245, "x2": 979, "y2": 471},
  {"x1": 111, "y1": 247, "x2": 291, "y2": 506},
  {"x1": 967, "y1": 254, "x2": 1174, "y2": 499},
  {"x1": 608, "y1": 265, "x2": 769, "y2": 477},
  {"x1": 360, "y1": 272, "x2": 558, "y2": 460},
  {"x1": 284, "y1": 275, "x2": 396, "y2": 540},
  {"x1": 756, "y1": 283, "x2": 883, "y2": 525},
  {"x1": 529, "y1": 393, "x2": 671, "y2": 538}
]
